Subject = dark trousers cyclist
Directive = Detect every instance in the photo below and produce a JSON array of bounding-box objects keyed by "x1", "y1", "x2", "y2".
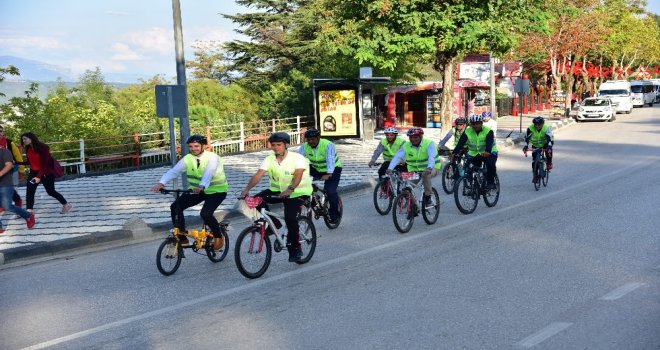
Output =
[
  {"x1": 254, "y1": 189, "x2": 309, "y2": 252},
  {"x1": 465, "y1": 154, "x2": 498, "y2": 185},
  {"x1": 309, "y1": 166, "x2": 341, "y2": 222},
  {"x1": 171, "y1": 191, "x2": 226, "y2": 238}
]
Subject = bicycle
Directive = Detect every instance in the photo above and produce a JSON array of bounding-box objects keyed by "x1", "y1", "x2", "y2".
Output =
[
  {"x1": 441, "y1": 154, "x2": 465, "y2": 194},
  {"x1": 372, "y1": 165, "x2": 403, "y2": 215},
  {"x1": 391, "y1": 171, "x2": 440, "y2": 233},
  {"x1": 304, "y1": 181, "x2": 343, "y2": 229},
  {"x1": 155, "y1": 189, "x2": 230, "y2": 276},
  {"x1": 525, "y1": 148, "x2": 550, "y2": 191},
  {"x1": 453, "y1": 160, "x2": 500, "y2": 215},
  {"x1": 234, "y1": 195, "x2": 317, "y2": 279}
]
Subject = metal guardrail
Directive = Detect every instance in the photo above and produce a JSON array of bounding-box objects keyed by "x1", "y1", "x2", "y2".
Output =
[{"x1": 30, "y1": 116, "x2": 314, "y2": 178}]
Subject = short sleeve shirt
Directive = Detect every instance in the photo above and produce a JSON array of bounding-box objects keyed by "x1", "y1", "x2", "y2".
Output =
[{"x1": 0, "y1": 148, "x2": 14, "y2": 186}]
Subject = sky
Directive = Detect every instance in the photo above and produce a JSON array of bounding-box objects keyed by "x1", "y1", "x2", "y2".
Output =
[
  {"x1": 0, "y1": 0, "x2": 247, "y2": 82},
  {"x1": 1, "y1": 0, "x2": 659, "y2": 83}
]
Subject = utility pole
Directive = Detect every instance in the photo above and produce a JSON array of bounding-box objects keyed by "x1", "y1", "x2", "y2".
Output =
[{"x1": 172, "y1": 0, "x2": 190, "y2": 188}]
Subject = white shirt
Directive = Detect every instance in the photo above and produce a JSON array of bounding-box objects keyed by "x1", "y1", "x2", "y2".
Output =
[{"x1": 158, "y1": 151, "x2": 220, "y2": 188}]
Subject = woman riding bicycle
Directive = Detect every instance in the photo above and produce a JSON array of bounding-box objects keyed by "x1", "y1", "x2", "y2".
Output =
[{"x1": 240, "y1": 132, "x2": 312, "y2": 263}]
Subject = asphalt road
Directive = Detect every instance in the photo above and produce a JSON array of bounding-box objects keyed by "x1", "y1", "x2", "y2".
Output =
[{"x1": 1, "y1": 106, "x2": 659, "y2": 350}]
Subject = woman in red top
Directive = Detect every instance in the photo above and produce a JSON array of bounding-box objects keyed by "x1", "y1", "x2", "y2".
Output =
[{"x1": 20, "y1": 132, "x2": 72, "y2": 214}]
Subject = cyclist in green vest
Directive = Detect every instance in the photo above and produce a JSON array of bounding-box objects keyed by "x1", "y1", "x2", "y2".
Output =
[
  {"x1": 523, "y1": 116, "x2": 554, "y2": 171},
  {"x1": 437, "y1": 117, "x2": 468, "y2": 151},
  {"x1": 452, "y1": 114, "x2": 498, "y2": 190},
  {"x1": 298, "y1": 128, "x2": 342, "y2": 224},
  {"x1": 368, "y1": 127, "x2": 406, "y2": 179},
  {"x1": 151, "y1": 135, "x2": 228, "y2": 251},
  {"x1": 240, "y1": 132, "x2": 313, "y2": 262},
  {"x1": 387, "y1": 127, "x2": 442, "y2": 205}
]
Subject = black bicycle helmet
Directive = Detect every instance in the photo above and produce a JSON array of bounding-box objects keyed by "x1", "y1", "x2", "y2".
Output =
[
  {"x1": 304, "y1": 128, "x2": 321, "y2": 138},
  {"x1": 268, "y1": 132, "x2": 290, "y2": 144},
  {"x1": 186, "y1": 134, "x2": 208, "y2": 145},
  {"x1": 533, "y1": 116, "x2": 545, "y2": 125}
]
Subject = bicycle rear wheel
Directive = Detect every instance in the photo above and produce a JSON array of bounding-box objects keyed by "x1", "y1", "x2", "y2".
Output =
[
  {"x1": 235, "y1": 225, "x2": 272, "y2": 279},
  {"x1": 373, "y1": 179, "x2": 394, "y2": 215},
  {"x1": 453, "y1": 175, "x2": 479, "y2": 214},
  {"x1": 296, "y1": 217, "x2": 317, "y2": 264},
  {"x1": 392, "y1": 190, "x2": 414, "y2": 233},
  {"x1": 205, "y1": 229, "x2": 229, "y2": 263},
  {"x1": 441, "y1": 163, "x2": 457, "y2": 194},
  {"x1": 156, "y1": 237, "x2": 182, "y2": 276},
  {"x1": 533, "y1": 161, "x2": 541, "y2": 191},
  {"x1": 422, "y1": 188, "x2": 440, "y2": 225},
  {"x1": 483, "y1": 175, "x2": 500, "y2": 207},
  {"x1": 323, "y1": 195, "x2": 343, "y2": 229}
]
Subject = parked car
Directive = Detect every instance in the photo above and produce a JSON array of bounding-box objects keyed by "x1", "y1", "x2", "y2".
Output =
[{"x1": 576, "y1": 97, "x2": 616, "y2": 122}]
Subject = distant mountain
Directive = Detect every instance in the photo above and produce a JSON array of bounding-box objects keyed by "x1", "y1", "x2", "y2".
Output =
[{"x1": 0, "y1": 56, "x2": 76, "y2": 82}]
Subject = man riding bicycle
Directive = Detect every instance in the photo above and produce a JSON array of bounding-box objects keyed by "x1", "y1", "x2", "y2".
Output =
[
  {"x1": 298, "y1": 128, "x2": 342, "y2": 224},
  {"x1": 368, "y1": 127, "x2": 406, "y2": 179},
  {"x1": 438, "y1": 117, "x2": 468, "y2": 152},
  {"x1": 523, "y1": 116, "x2": 554, "y2": 177},
  {"x1": 151, "y1": 135, "x2": 228, "y2": 250},
  {"x1": 240, "y1": 132, "x2": 312, "y2": 262},
  {"x1": 452, "y1": 114, "x2": 498, "y2": 190},
  {"x1": 387, "y1": 127, "x2": 442, "y2": 205}
]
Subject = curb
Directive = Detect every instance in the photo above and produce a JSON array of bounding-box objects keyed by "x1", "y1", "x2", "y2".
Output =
[{"x1": 0, "y1": 179, "x2": 375, "y2": 266}]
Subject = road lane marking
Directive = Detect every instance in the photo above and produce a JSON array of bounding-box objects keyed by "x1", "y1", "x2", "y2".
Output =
[
  {"x1": 517, "y1": 322, "x2": 573, "y2": 348},
  {"x1": 22, "y1": 157, "x2": 652, "y2": 350},
  {"x1": 600, "y1": 282, "x2": 643, "y2": 301}
]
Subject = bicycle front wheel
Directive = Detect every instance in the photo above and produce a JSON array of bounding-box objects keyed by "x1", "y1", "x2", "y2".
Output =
[
  {"x1": 422, "y1": 188, "x2": 440, "y2": 225},
  {"x1": 441, "y1": 163, "x2": 457, "y2": 194},
  {"x1": 533, "y1": 161, "x2": 541, "y2": 191},
  {"x1": 542, "y1": 164, "x2": 549, "y2": 187},
  {"x1": 205, "y1": 229, "x2": 229, "y2": 263},
  {"x1": 156, "y1": 237, "x2": 182, "y2": 276},
  {"x1": 453, "y1": 176, "x2": 478, "y2": 214},
  {"x1": 235, "y1": 226, "x2": 272, "y2": 279},
  {"x1": 296, "y1": 217, "x2": 317, "y2": 264},
  {"x1": 373, "y1": 179, "x2": 394, "y2": 215},
  {"x1": 483, "y1": 175, "x2": 500, "y2": 207},
  {"x1": 392, "y1": 190, "x2": 414, "y2": 233},
  {"x1": 323, "y1": 195, "x2": 343, "y2": 229}
]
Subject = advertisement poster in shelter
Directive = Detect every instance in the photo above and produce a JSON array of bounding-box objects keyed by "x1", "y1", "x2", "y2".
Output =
[{"x1": 316, "y1": 88, "x2": 360, "y2": 138}]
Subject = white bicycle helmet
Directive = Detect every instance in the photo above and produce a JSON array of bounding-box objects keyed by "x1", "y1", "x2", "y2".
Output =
[
  {"x1": 468, "y1": 114, "x2": 483, "y2": 123},
  {"x1": 383, "y1": 127, "x2": 399, "y2": 134}
]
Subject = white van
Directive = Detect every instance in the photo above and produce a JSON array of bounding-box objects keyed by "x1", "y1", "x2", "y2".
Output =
[
  {"x1": 649, "y1": 79, "x2": 660, "y2": 103},
  {"x1": 630, "y1": 80, "x2": 655, "y2": 107},
  {"x1": 597, "y1": 80, "x2": 633, "y2": 114}
]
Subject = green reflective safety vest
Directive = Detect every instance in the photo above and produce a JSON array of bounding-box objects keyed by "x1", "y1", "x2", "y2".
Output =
[
  {"x1": 264, "y1": 152, "x2": 313, "y2": 198},
  {"x1": 464, "y1": 126, "x2": 498, "y2": 157},
  {"x1": 183, "y1": 152, "x2": 228, "y2": 194},
  {"x1": 452, "y1": 127, "x2": 466, "y2": 149},
  {"x1": 303, "y1": 139, "x2": 342, "y2": 173},
  {"x1": 403, "y1": 138, "x2": 442, "y2": 172},
  {"x1": 527, "y1": 124, "x2": 552, "y2": 148},
  {"x1": 381, "y1": 137, "x2": 406, "y2": 161}
]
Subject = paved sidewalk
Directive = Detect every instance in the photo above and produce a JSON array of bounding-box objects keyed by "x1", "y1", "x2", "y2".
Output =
[{"x1": 0, "y1": 115, "x2": 573, "y2": 264}]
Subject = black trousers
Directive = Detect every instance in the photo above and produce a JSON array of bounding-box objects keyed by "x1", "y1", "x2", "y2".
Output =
[
  {"x1": 467, "y1": 154, "x2": 498, "y2": 185},
  {"x1": 171, "y1": 191, "x2": 226, "y2": 238},
  {"x1": 26, "y1": 170, "x2": 67, "y2": 210},
  {"x1": 255, "y1": 189, "x2": 308, "y2": 250}
]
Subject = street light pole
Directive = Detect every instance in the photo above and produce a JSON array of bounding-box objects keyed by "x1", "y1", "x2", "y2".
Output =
[{"x1": 172, "y1": 0, "x2": 190, "y2": 188}]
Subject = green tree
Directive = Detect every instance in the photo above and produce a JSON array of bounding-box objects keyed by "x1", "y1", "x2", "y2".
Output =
[
  {"x1": 0, "y1": 65, "x2": 19, "y2": 98},
  {"x1": 321, "y1": 0, "x2": 548, "y2": 127}
]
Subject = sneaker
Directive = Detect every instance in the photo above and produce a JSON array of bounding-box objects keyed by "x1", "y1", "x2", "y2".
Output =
[
  {"x1": 0, "y1": 227, "x2": 5, "y2": 234},
  {"x1": 26, "y1": 213, "x2": 36, "y2": 229},
  {"x1": 213, "y1": 237, "x2": 224, "y2": 250},
  {"x1": 61, "y1": 203, "x2": 72, "y2": 214},
  {"x1": 423, "y1": 195, "x2": 432, "y2": 206},
  {"x1": 287, "y1": 244, "x2": 302, "y2": 262},
  {"x1": 15, "y1": 199, "x2": 22, "y2": 208}
]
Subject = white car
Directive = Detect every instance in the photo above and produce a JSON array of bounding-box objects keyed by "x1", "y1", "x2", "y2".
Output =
[{"x1": 576, "y1": 97, "x2": 616, "y2": 122}]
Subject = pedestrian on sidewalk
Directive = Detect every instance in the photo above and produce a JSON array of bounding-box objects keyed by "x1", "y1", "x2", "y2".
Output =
[
  {"x1": 0, "y1": 126, "x2": 24, "y2": 211},
  {"x1": 0, "y1": 147, "x2": 35, "y2": 233},
  {"x1": 19, "y1": 132, "x2": 72, "y2": 214},
  {"x1": 150, "y1": 135, "x2": 228, "y2": 250}
]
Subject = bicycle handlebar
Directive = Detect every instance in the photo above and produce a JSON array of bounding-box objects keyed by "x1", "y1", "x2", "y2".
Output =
[{"x1": 159, "y1": 188, "x2": 193, "y2": 195}]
